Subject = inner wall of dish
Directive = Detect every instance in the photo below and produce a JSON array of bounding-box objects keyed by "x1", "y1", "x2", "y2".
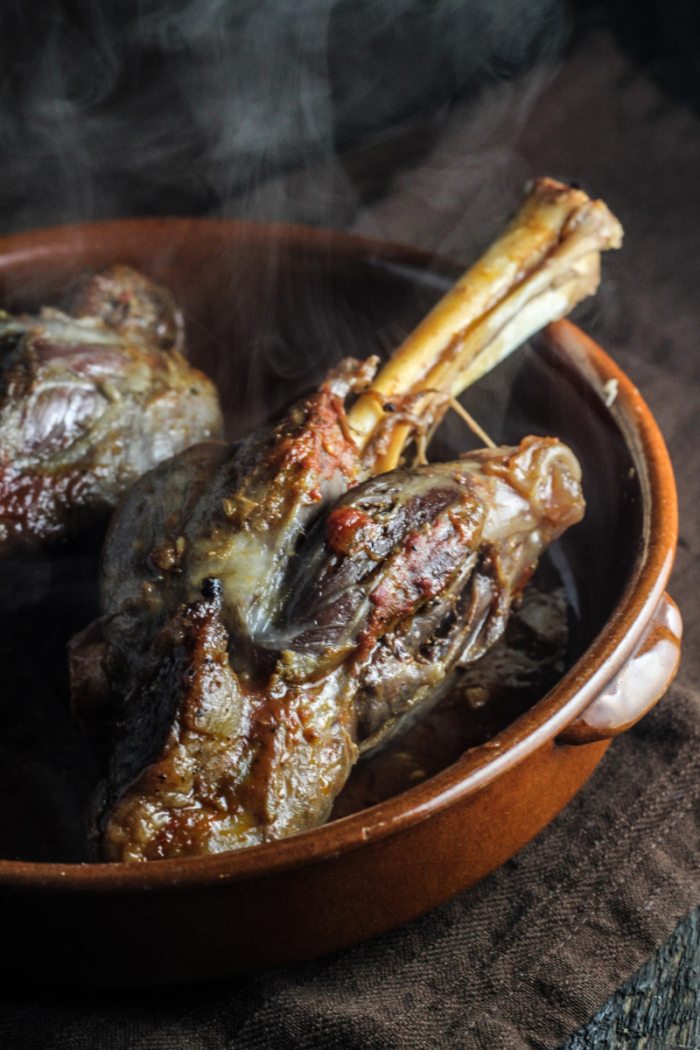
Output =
[{"x1": 0, "y1": 231, "x2": 642, "y2": 861}]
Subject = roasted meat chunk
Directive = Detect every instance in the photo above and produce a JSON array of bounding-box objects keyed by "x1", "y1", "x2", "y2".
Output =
[
  {"x1": 0, "y1": 266, "x2": 223, "y2": 556},
  {"x1": 89, "y1": 436, "x2": 583, "y2": 862},
  {"x1": 97, "y1": 359, "x2": 375, "y2": 672},
  {"x1": 282, "y1": 438, "x2": 585, "y2": 756},
  {"x1": 70, "y1": 178, "x2": 619, "y2": 861}
]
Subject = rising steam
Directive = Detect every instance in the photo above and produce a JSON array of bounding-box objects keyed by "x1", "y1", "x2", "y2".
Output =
[{"x1": 0, "y1": 0, "x2": 568, "y2": 233}]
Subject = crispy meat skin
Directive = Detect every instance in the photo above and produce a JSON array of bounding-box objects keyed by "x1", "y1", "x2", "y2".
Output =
[{"x1": 0, "y1": 266, "x2": 222, "y2": 556}]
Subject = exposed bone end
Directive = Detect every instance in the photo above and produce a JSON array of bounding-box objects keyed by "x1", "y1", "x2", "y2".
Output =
[
  {"x1": 347, "y1": 178, "x2": 623, "y2": 461},
  {"x1": 524, "y1": 179, "x2": 622, "y2": 255},
  {"x1": 561, "y1": 194, "x2": 624, "y2": 251},
  {"x1": 527, "y1": 176, "x2": 589, "y2": 206}
]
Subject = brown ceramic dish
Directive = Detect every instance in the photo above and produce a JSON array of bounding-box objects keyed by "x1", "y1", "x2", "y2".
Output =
[{"x1": 0, "y1": 218, "x2": 681, "y2": 985}]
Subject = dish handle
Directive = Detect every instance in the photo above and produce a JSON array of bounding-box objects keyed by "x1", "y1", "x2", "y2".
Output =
[{"x1": 556, "y1": 593, "x2": 682, "y2": 746}]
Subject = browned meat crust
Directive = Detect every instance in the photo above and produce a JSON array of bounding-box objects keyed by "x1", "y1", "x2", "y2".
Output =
[
  {"x1": 0, "y1": 266, "x2": 222, "y2": 556},
  {"x1": 70, "y1": 179, "x2": 614, "y2": 862},
  {"x1": 87, "y1": 431, "x2": 583, "y2": 862}
]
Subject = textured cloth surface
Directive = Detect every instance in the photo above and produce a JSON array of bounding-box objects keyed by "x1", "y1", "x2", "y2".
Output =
[{"x1": 4, "y1": 24, "x2": 700, "y2": 1050}]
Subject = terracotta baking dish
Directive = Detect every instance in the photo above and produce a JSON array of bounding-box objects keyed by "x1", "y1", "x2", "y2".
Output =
[{"x1": 0, "y1": 218, "x2": 681, "y2": 985}]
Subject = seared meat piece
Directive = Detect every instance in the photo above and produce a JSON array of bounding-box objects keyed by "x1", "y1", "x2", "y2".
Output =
[
  {"x1": 95, "y1": 437, "x2": 583, "y2": 862},
  {"x1": 98, "y1": 576, "x2": 357, "y2": 860},
  {"x1": 282, "y1": 437, "x2": 584, "y2": 755},
  {"x1": 98, "y1": 359, "x2": 375, "y2": 674},
  {"x1": 0, "y1": 266, "x2": 222, "y2": 556},
  {"x1": 70, "y1": 178, "x2": 618, "y2": 861},
  {"x1": 69, "y1": 362, "x2": 373, "y2": 778}
]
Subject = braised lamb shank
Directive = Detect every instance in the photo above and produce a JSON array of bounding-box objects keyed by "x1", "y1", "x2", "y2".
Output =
[
  {"x1": 70, "y1": 179, "x2": 622, "y2": 862},
  {"x1": 0, "y1": 265, "x2": 223, "y2": 556}
]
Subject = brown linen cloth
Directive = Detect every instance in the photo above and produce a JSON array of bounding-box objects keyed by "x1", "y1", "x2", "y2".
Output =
[{"x1": 3, "y1": 25, "x2": 700, "y2": 1050}]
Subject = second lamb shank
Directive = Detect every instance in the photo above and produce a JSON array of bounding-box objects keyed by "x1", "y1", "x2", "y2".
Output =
[{"x1": 0, "y1": 265, "x2": 223, "y2": 557}]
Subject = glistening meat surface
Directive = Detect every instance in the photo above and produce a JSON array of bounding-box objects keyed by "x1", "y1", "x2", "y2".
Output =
[
  {"x1": 68, "y1": 177, "x2": 615, "y2": 861},
  {"x1": 0, "y1": 266, "x2": 222, "y2": 556},
  {"x1": 80, "y1": 431, "x2": 583, "y2": 862}
]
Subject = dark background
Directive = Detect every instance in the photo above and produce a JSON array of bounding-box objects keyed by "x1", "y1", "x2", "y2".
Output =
[
  {"x1": 2, "y1": 2, "x2": 700, "y2": 1048},
  {"x1": 0, "y1": 1, "x2": 696, "y2": 232}
]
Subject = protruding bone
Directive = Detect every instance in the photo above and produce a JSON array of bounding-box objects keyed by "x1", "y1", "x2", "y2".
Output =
[{"x1": 347, "y1": 178, "x2": 623, "y2": 471}]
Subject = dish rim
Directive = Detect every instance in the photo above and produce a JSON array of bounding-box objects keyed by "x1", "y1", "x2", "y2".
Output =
[{"x1": 0, "y1": 217, "x2": 678, "y2": 892}]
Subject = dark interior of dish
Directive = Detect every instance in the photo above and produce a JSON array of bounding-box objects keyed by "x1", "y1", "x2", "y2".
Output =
[{"x1": 0, "y1": 226, "x2": 643, "y2": 862}]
